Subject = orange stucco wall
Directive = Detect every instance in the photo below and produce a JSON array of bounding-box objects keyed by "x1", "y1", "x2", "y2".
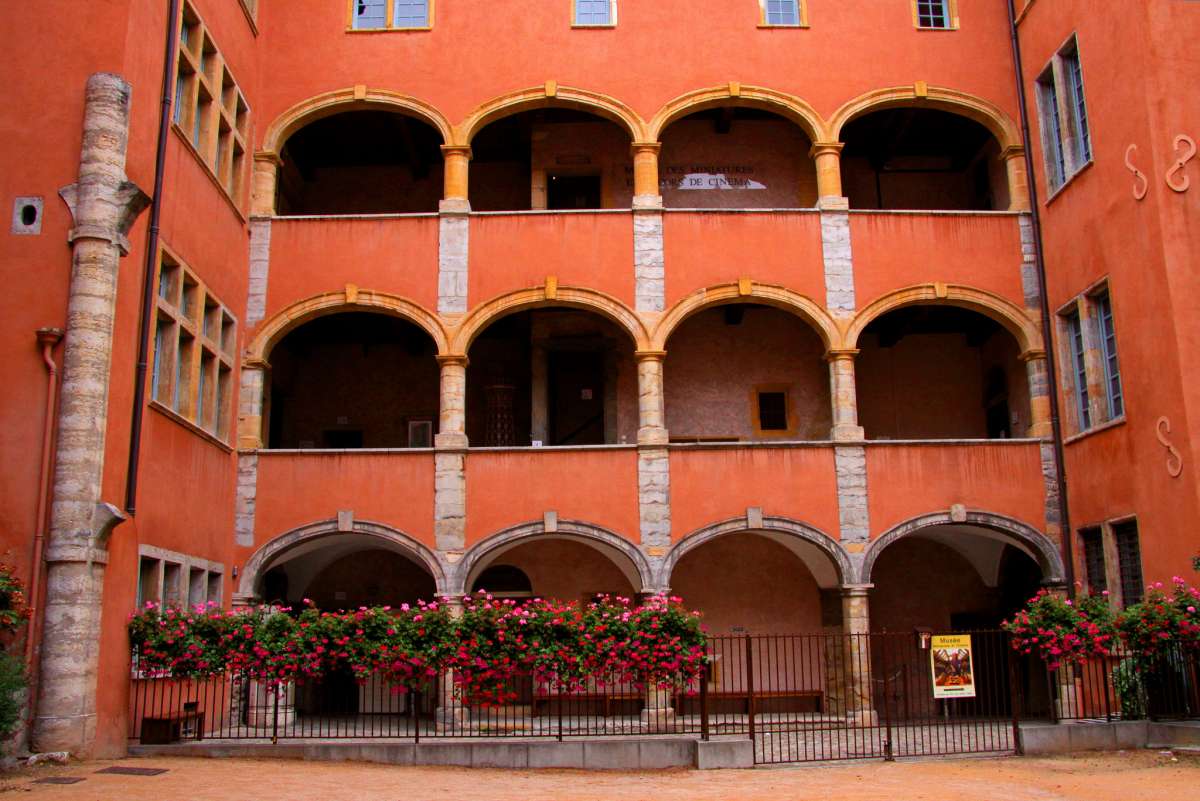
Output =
[
  {"x1": 851, "y1": 212, "x2": 1025, "y2": 309},
  {"x1": 266, "y1": 216, "x2": 440, "y2": 318},
  {"x1": 250, "y1": 452, "x2": 437, "y2": 550},
  {"x1": 662, "y1": 212, "x2": 825, "y2": 307},
  {"x1": 468, "y1": 213, "x2": 635, "y2": 307},
  {"x1": 865, "y1": 442, "x2": 1046, "y2": 538},
  {"x1": 669, "y1": 446, "x2": 840, "y2": 541},
  {"x1": 464, "y1": 449, "x2": 640, "y2": 544}
]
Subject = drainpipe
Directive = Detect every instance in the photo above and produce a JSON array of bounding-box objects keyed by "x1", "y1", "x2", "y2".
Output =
[
  {"x1": 1007, "y1": 0, "x2": 1076, "y2": 590},
  {"x1": 125, "y1": 0, "x2": 181, "y2": 514},
  {"x1": 24, "y1": 328, "x2": 64, "y2": 731}
]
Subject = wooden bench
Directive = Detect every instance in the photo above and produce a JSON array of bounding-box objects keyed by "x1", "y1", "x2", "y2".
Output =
[
  {"x1": 532, "y1": 691, "x2": 642, "y2": 717},
  {"x1": 140, "y1": 711, "x2": 205, "y2": 745}
]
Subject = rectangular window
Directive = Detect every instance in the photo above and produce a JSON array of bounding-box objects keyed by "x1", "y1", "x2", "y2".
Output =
[
  {"x1": 393, "y1": 0, "x2": 429, "y2": 27},
  {"x1": 172, "y1": 2, "x2": 249, "y2": 205},
  {"x1": 135, "y1": 547, "x2": 224, "y2": 613},
  {"x1": 1037, "y1": 71, "x2": 1067, "y2": 191},
  {"x1": 1094, "y1": 291, "x2": 1122, "y2": 419},
  {"x1": 1064, "y1": 48, "x2": 1092, "y2": 164},
  {"x1": 1113, "y1": 521, "x2": 1143, "y2": 607},
  {"x1": 1065, "y1": 310, "x2": 1091, "y2": 429},
  {"x1": 1080, "y1": 527, "x2": 1106, "y2": 594},
  {"x1": 151, "y1": 248, "x2": 237, "y2": 443},
  {"x1": 763, "y1": 0, "x2": 801, "y2": 26},
  {"x1": 574, "y1": 0, "x2": 613, "y2": 26},
  {"x1": 352, "y1": 0, "x2": 388, "y2": 28},
  {"x1": 915, "y1": 0, "x2": 951, "y2": 29},
  {"x1": 757, "y1": 391, "x2": 789, "y2": 431}
]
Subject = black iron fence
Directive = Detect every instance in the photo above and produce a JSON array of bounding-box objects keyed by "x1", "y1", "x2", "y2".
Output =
[{"x1": 128, "y1": 632, "x2": 1199, "y2": 764}]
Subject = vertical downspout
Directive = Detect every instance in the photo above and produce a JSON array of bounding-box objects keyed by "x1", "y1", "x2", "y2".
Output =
[
  {"x1": 125, "y1": 0, "x2": 181, "y2": 514},
  {"x1": 1007, "y1": 0, "x2": 1076, "y2": 590},
  {"x1": 24, "y1": 328, "x2": 64, "y2": 732}
]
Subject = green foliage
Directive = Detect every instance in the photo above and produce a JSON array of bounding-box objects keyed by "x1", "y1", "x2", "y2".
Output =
[
  {"x1": 1110, "y1": 657, "x2": 1146, "y2": 720},
  {"x1": 0, "y1": 653, "x2": 24, "y2": 741}
]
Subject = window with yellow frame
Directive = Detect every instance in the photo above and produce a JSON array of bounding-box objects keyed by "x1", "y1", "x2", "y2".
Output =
[
  {"x1": 751, "y1": 385, "x2": 798, "y2": 438},
  {"x1": 349, "y1": 0, "x2": 434, "y2": 31},
  {"x1": 759, "y1": 0, "x2": 808, "y2": 28},
  {"x1": 913, "y1": 0, "x2": 958, "y2": 30}
]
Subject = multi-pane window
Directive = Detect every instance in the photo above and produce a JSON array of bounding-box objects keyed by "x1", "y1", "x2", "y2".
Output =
[
  {"x1": 151, "y1": 249, "x2": 237, "y2": 442},
  {"x1": 915, "y1": 0, "x2": 953, "y2": 29},
  {"x1": 1064, "y1": 310, "x2": 1091, "y2": 430},
  {"x1": 173, "y1": 2, "x2": 249, "y2": 205},
  {"x1": 1113, "y1": 521, "x2": 1144, "y2": 607},
  {"x1": 762, "y1": 0, "x2": 801, "y2": 26},
  {"x1": 136, "y1": 547, "x2": 224, "y2": 611},
  {"x1": 574, "y1": 0, "x2": 614, "y2": 26},
  {"x1": 1095, "y1": 291, "x2": 1123, "y2": 418},
  {"x1": 1079, "y1": 527, "x2": 1106, "y2": 595},
  {"x1": 1036, "y1": 35, "x2": 1092, "y2": 194},
  {"x1": 351, "y1": 0, "x2": 430, "y2": 29}
]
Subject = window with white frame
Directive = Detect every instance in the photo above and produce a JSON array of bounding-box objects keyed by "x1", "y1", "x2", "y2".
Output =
[
  {"x1": 914, "y1": 0, "x2": 956, "y2": 29},
  {"x1": 1036, "y1": 35, "x2": 1092, "y2": 194},
  {"x1": 1059, "y1": 282, "x2": 1124, "y2": 435},
  {"x1": 574, "y1": 0, "x2": 614, "y2": 26},
  {"x1": 351, "y1": 0, "x2": 430, "y2": 30},
  {"x1": 152, "y1": 248, "x2": 237, "y2": 442},
  {"x1": 761, "y1": 0, "x2": 802, "y2": 26}
]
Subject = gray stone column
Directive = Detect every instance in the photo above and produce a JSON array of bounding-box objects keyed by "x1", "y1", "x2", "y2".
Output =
[
  {"x1": 635, "y1": 352, "x2": 670, "y2": 555},
  {"x1": 827, "y1": 350, "x2": 865, "y2": 441},
  {"x1": 435, "y1": 599, "x2": 467, "y2": 731},
  {"x1": 834, "y1": 446, "x2": 870, "y2": 544},
  {"x1": 435, "y1": 356, "x2": 468, "y2": 551},
  {"x1": 438, "y1": 205, "x2": 469, "y2": 314},
  {"x1": 630, "y1": 145, "x2": 665, "y2": 314},
  {"x1": 819, "y1": 204, "x2": 856, "y2": 316},
  {"x1": 246, "y1": 219, "x2": 272, "y2": 327},
  {"x1": 35, "y1": 73, "x2": 150, "y2": 755},
  {"x1": 1023, "y1": 353, "x2": 1053, "y2": 439},
  {"x1": 840, "y1": 585, "x2": 877, "y2": 726}
]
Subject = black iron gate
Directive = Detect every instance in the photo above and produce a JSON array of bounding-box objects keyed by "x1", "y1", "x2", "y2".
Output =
[{"x1": 703, "y1": 630, "x2": 1019, "y2": 764}]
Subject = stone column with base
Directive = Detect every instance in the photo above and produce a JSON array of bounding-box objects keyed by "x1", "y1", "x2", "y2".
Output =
[
  {"x1": 840, "y1": 585, "x2": 878, "y2": 727},
  {"x1": 635, "y1": 352, "x2": 671, "y2": 556},
  {"x1": 1001, "y1": 145, "x2": 1031, "y2": 212},
  {"x1": 1023, "y1": 351, "x2": 1053, "y2": 438},
  {"x1": 435, "y1": 599, "x2": 468, "y2": 732},
  {"x1": 33, "y1": 73, "x2": 150, "y2": 756},
  {"x1": 827, "y1": 349, "x2": 865, "y2": 441},
  {"x1": 435, "y1": 356, "x2": 468, "y2": 552},
  {"x1": 810, "y1": 142, "x2": 846, "y2": 207}
]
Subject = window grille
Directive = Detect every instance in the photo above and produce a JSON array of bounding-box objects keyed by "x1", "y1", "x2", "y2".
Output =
[
  {"x1": 1113, "y1": 521, "x2": 1143, "y2": 607},
  {"x1": 765, "y1": 0, "x2": 800, "y2": 26},
  {"x1": 1095, "y1": 291, "x2": 1123, "y2": 418},
  {"x1": 1080, "y1": 527, "x2": 1106, "y2": 594},
  {"x1": 575, "y1": 0, "x2": 612, "y2": 25},
  {"x1": 1065, "y1": 310, "x2": 1090, "y2": 429},
  {"x1": 916, "y1": 0, "x2": 950, "y2": 28}
]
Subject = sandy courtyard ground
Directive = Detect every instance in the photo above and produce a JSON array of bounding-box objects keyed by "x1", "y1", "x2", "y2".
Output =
[{"x1": 4, "y1": 751, "x2": 1197, "y2": 801}]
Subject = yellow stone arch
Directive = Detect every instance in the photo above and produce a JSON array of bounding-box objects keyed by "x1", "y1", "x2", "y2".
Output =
[
  {"x1": 260, "y1": 87, "x2": 454, "y2": 156},
  {"x1": 647, "y1": 83, "x2": 827, "y2": 143},
  {"x1": 651, "y1": 282, "x2": 843, "y2": 352},
  {"x1": 245, "y1": 289, "x2": 450, "y2": 362},
  {"x1": 845, "y1": 284, "x2": 1043, "y2": 355},
  {"x1": 448, "y1": 285, "x2": 652, "y2": 354},
  {"x1": 453, "y1": 84, "x2": 648, "y2": 145},
  {"x1": 827, "y1": 85, "x2": 1021, "y2": 151}
]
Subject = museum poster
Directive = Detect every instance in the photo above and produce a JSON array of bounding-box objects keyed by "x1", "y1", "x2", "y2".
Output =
[{"x1": 930, "y1": 634, "x2": 976, "y2": 699}]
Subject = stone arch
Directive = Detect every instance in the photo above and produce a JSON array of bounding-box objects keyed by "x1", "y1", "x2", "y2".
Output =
[
  {"x1": 647, "y1": 83, "x2": 827, "y2": 143},
  {"x1": 246, "y1": 290, "x2": 450, "y2": 362},
  {"x1": 236, "y1": 518, "x2": 448, "y2": 601},
  {"x1": 827, "y1": 85, "x2": 1020, "y2": 151},
  {"x1": 449, "y1": 286, "x2": 651, "y2": 354},
  {"x1": 260, "y1": 88, "x2": 454, "y2": 157},
  {"x1": 860, "y1": 510, "x2": 1066, "y2": 586},
  {"x1": 451, "y1": 521, "x2": 655, "y2": 596},
  {"x1": 658, "y1": 516, "x2": 851, "y2": 590},
  {"x1": 845, "y1": 284, "x2": 1042, "y2": 356},
  {"x1": 651, "y1": 282, "x2": 842, "y2": 352},
  {"x1": 455, "y1": 85, "x2": 647, "y2": 146}
]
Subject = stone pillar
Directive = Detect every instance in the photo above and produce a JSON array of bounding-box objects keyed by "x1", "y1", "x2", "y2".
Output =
[
  {"x1": 35, "y1": 74, "x2": 150, "y2": 755},
  {"x1": 435, "y1": 356, "x2": 468, "y2": 551},
  {"x1": 530, "y1": 342, "x2": 548, "y2": 444},
  {"x1": 640, "y1": 686, "x2": 676, "y2": 732},
  {"x1": 1002, "y1": 146, "x2": 1030, "y2": 212},
  {"x1": 636, "y1": 352, "x2": 671, "y2": 554},
  {"x1": 436, "y1": 599, "x2": 467, "y2": 731},
  {"x1": 810, "y1": 142, "x2": 845, "y2": 207},
  {"x1": 631, "y1": 142, "x2": 662, "y2": 207},
  {"x1": 819, "y1": 209, "x2": 856, "y2": 316},
  {"x1": 834, "y1": 445, "x2": 870, "y2": 544},
  {"x1": 440, "y1": 145, "x2": 472, "y2": 212},
  {"x1": 840, "y1": 585, "x2": 877, "y2": 726},
  {"x1": 250, "y1": 152, "x2": 280, "y2": 218},
  {"x1": 1023, "y1": 352, "x2": 1053, "y2": 438},
  {"x1": 246, "y1": 220, "x2": 272, "y2": 327},
  {"x1": 246, "y1": 680, "x2": 296, "y2": 729},
  {"x1": 827, "y1": 349, "x2": 864, "y2": 441}
]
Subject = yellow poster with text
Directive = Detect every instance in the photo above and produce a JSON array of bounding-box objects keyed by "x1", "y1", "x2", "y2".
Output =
[{"x1": 930, "y1": 635, "x2": 976, "y2": 699}]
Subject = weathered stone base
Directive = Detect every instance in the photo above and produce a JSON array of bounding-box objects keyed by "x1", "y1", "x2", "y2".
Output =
[
  {"x1": 131, "y1": 736, "x2": 754, "y2": 769},
  {"x1": 1018, "y1": 720, "x2": 1200, "y2": 755}
]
